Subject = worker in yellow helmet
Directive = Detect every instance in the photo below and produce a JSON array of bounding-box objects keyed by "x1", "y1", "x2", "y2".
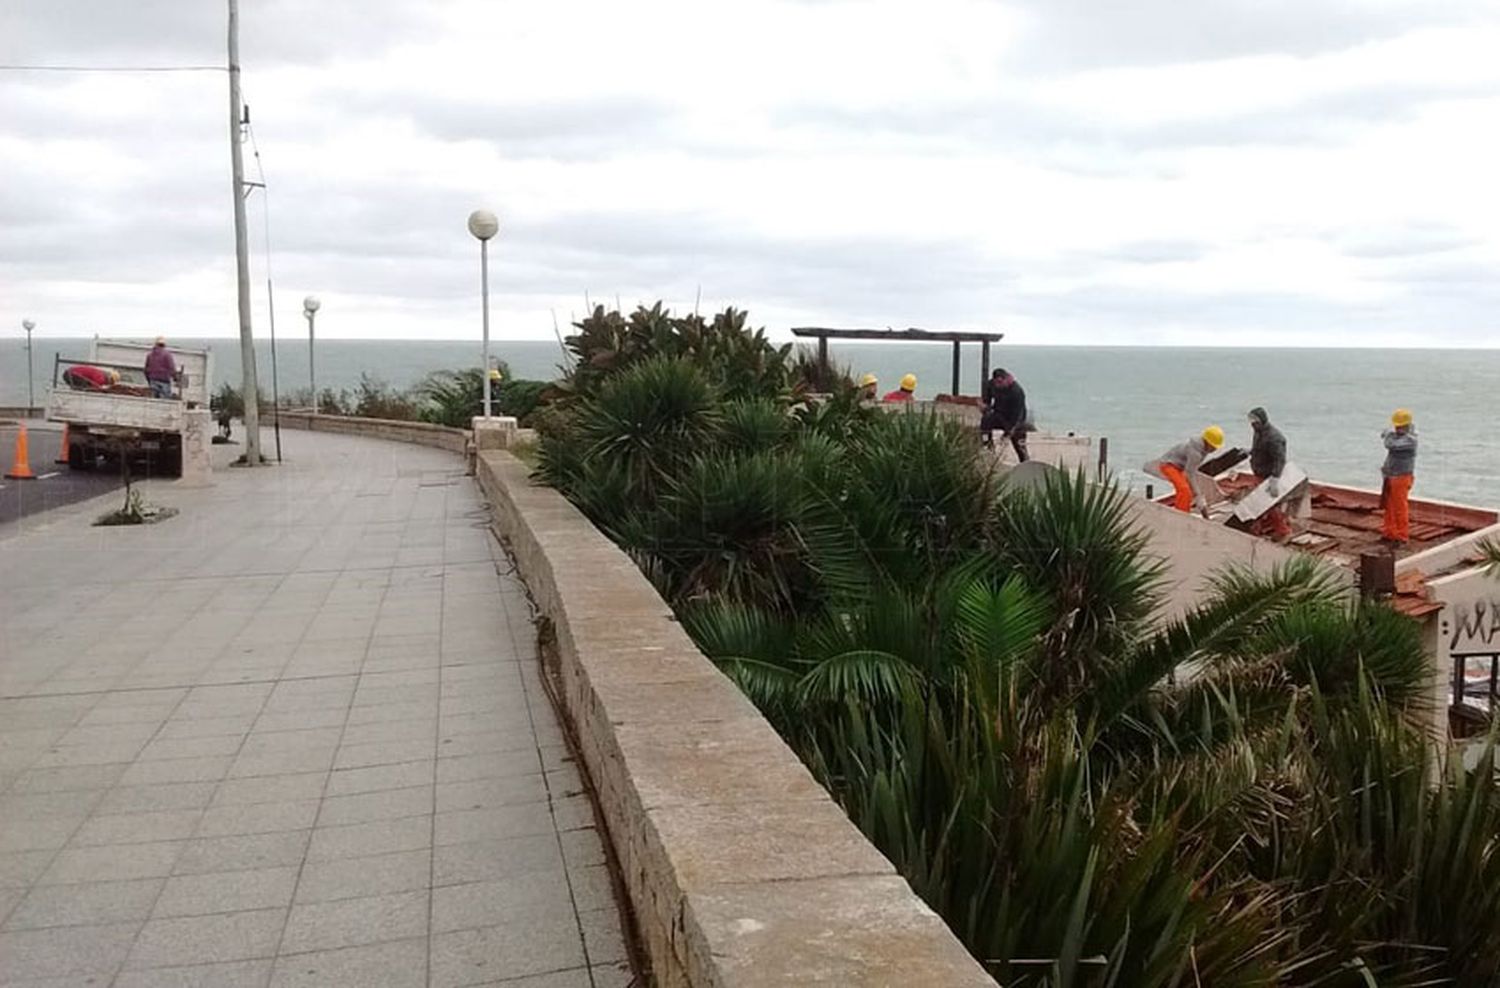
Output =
[
  {"x1": 882, "y1": 373, "x2": 917, "y2": 404},
  {"x1": 1145, "y1": 426, "x2": 1225, "y2": 517},
  {"x1": 858, "y1": 373, "x2": 879, "y2": 402},
  {"x1": 1381, "y1": 409, "x2": 1417, "y2": 545}
]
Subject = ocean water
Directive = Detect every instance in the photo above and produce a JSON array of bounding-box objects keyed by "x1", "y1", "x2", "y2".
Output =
[{"x1": 5, "y1": 336, "x2": 1497, "y2": 508}]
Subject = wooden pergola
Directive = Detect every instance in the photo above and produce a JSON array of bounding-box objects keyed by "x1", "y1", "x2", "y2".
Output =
[{"x1": 790, "y1": 327, "x2": 1004, "y2": 397}]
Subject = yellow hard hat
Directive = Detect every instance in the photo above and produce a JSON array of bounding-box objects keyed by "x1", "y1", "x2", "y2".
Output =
[
  {"x1": 1202, "y1": 425, "x2": 1225, "y2": 449},
  {"x1": 155, "y1": 336, "x2": 167, "y2": 346},
  {"x1": 1391, "y1": 408, "x2": 1412, "y2": 427},
  {"x1": 488, "y1": 368, "x2": 503, "y2": 382},
  {"x1": 108, "y1": 369, "x2": 122, "y2": 384},
  {"x1": 899, "y1": 373, "x2": 917, "y2": 392},
  {"x1": 859, "y1": 373, "x2": 878, "y2": 388}
]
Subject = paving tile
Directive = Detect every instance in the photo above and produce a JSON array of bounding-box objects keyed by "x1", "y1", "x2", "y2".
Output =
[
  {"x1": 41, "y1": 841, "x2": 184, "y2": 884},
  {"x1": 154, "y1": 866, "x2": 299, "y2": 918},
  {"x1": 433, "y1": 835, "x2": 564, "y2": 888},
  {"x1": 268, "y1": 936, "x2": 427, "y2": 988},
  {"x1": 125, "y1": 907, "x2": 285, "y2": 969},
  {"x1": 305, "y1": 816, "x2": 431, "y2": 862},
  {"x1": 338, "y1": 717, "x2": 435, "y2": 747},
  {"x1": 113, "y1": 957, "x2": 274, "y2": 988},
  {"x1": 238, "y1": 727, "x2": 343, "y2": 756},
  {"x1": 430, "y1": 914, "x2": 588, "y2": 988},
  {"x1": 96, "y1": 781, "x2": 218, "y2": 815},
  {"x1": 10, "y1": 762, "x2": 128, "y2": 793},
  {"x1": 251, "y1": 708, "x2": 348, "y2": 734},
  {"x1": 436, "y1": 774, "x2": 550, "y2": 814},
  {"x1": 430, "y1": 871, "x2": 575, "y2": 934},
  {"x1": 559, "y1": 828, "x2": 607, "y2": 871},
  {"x1": 324, "y1": 760, "x2": 434, "y2": 797},
  {"x1": 228, "y1": 746, "x2": 338, "y2": 780},
  {"x1": 69, "y1": 808, "x2": 203, "y2": 846},
  {"x1": 0, "y1": 816, "x2": 81, "y2": 853},
  {"x1": 154, "y1": 714, "x2": 258, "y2": 741},
  {"x1": 318, "y1": 785, "x2": 432, "y2": 828},
  {"x1": 0, "y1": 920, "x2": 140, "y2": 980},
  {"x1": 578, "y1": 906, "x2": 629, "y2": 966},
  {"x1": 119, "y1": 756, "x2": 233, "y2": 787},
  {"x1": 435, "y1": 803, "x2": 556, "y2": 847},
  {"x1": 4, "y1": 878, "x2": 163, "y2": 930},
  {"x1": 212, "y1": 772, "x2": 328, "y2": 808},
  {"x1": 197, "y1": 799, "x2": 320, "y2": 837},
  {"x1": 0, "y1": 851, "x2": 55, "y2": 889},
  {"x1": 280, "y1": 889, "x2": 429, "y2": 954},
  {"x1": 138, "y1": 735, "x2": 247, "y2": 761},
  {"x1": 436, "y1": 750, "x2": 542, "y2": 785},
  {"x1": 174, "y1": 832, "x2": 311, "y2": 876},
  {"x1": 293, "y1": 849, "x2": 432, "y2": 904},
  {"x1": 590, "y1": 962, "x2": 638, "y2": 988},
  {"x1": 333, "y1": 738, "x2": 434, "y2": 771}
]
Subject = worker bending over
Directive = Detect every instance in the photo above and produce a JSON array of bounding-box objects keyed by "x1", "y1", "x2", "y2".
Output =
[
  {"x1": 1147, "y1": 426, "x2": 1225, "y2": 518},
  {"x1": 1381, "y1": 409, "x2": 1418, "y2": 545},
  {"x1": 981, "y1": 367, "x2": 1029, "y2": 462},
  {"x1": 1248, "y1": 407, "x2": 1291, "y2": 539},
  {"x1": 62, "y1": 365, "x2": 121, "y2": 391},
  {"x1": 883, "y1": 373, "x2": 917, "y2": 404}
]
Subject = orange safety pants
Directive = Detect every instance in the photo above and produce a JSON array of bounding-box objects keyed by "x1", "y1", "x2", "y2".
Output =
[
  {"x1": 1382, "y1": 474, "x2": 1413, "y2": 542},
  {"x1": 1161, "y1": 463, "x2": 1194, "y2": 512}
]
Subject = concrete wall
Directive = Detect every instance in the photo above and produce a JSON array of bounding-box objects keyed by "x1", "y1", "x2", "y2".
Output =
[
  {"x1": 274, "y1": 410, "x2": 469, "y2": 454},
  {"x1": 1127, "y1": 497, "x2": 1353, "y2": 622},
  {"x1": 476, "y1": 450, "x2": 994, "y2": 987}
]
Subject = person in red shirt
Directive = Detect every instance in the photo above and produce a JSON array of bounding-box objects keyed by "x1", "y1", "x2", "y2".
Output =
[
  {"x1": 882, "y1": 373, "x2": 917, "y2": 403},
  {"x1": 62, "y1": 365, "x2": 120, "y2": 391}
]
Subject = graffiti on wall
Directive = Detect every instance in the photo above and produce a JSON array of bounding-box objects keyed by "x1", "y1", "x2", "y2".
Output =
[{"x1": 1449, "y1": 598, "x2": 1500, "y2": 655}]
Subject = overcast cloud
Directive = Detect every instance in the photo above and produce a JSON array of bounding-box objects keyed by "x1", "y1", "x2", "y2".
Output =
[{"x1": 2, "y1": 0, "x2": 1498, "y2": 345}]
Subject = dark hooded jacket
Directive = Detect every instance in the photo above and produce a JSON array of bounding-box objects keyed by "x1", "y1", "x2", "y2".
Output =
[
  {"x1": 1248, "y1": 407, "x2": 1286, "y2": 479},
  {"x1": 983, "y1": 374, "x2": 1027, "y2": 432}
]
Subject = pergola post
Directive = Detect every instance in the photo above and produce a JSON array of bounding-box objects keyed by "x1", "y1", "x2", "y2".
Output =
[
  {"x1": 817, "y1": 334, "x2": 829, "y2": 388},
  {"x1": 980, "y1": 340, "x2": 992, "y2": 392},
  {"x1": 950, "y1": 340, "x2": 961, "y2": 396}
]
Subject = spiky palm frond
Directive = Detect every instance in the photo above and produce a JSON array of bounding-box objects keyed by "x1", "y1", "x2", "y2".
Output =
[{"x1": 720, "y1": 397, "x2": 792, "y2": 452}]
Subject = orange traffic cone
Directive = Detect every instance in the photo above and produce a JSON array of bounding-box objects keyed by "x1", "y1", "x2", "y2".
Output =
[
  {"x1": 55, "y1": 424, "x2": 70, "y2": 465},
  {"x1": 5, "y1": 424, "x2": 37, "y2": 480}
]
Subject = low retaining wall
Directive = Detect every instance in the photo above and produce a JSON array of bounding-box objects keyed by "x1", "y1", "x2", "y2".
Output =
[
  {"x1": 477, "y1": 450, "x2": 993, "y2": 986},
  {"x1": 273, "y1": 410, "x2": 468, "y2": 454}
]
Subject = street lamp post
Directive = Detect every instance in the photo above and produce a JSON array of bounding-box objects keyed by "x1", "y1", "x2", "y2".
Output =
[
  {"x1": 21, "y1": 319, "x2": 35, "y2": 412},
  {"x1": 302, "y1": 296, "x2": 320, "y2": 410},
  {"x1": 466, "y1": 209, "x2": 499, "y2": 419}
]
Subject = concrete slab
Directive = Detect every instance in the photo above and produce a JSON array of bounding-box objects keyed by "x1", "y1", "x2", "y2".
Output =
[{"x1": 0, "y1": 429, "x2": 625, "y2": 986}]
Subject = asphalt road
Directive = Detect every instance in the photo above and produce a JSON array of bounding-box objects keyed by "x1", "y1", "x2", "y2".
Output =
[{"x1": 0, "y1": 425, "x2": 123, "y2": 526}]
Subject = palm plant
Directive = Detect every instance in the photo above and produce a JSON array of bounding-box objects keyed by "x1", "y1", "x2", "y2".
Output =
[{"x1": 533, "y1": 301, "x2": 1500, "y2": 986}]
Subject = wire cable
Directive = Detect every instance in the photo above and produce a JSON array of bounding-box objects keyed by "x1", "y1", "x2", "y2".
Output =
[{"x1": 0, "y1": 64, "x2": 225, "y2": 73}]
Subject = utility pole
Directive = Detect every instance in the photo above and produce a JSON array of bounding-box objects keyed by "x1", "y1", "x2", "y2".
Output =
[{"x1": 228, "y1": 0, "x2": 261, "y2": 464}]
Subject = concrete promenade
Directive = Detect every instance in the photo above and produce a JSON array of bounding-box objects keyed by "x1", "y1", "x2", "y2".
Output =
[{"x1": 0, "y1": 431, "x2": 632, "y2": 987}]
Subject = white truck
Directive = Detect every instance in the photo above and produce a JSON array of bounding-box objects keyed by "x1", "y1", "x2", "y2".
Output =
[{"x1": 46, "y1": 338, "x2": 213, "y2": 478}]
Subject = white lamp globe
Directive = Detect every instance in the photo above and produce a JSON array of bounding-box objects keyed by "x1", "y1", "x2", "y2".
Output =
[
  {"x1": 22, "y1": 319, "x2": 35, "y2": 331},
  {"x1": 467, "y1": 209, "x2": 499, "y2": 241},
  {"x1": 303, "y1": 296, "x2": 321, "y2": 314}
]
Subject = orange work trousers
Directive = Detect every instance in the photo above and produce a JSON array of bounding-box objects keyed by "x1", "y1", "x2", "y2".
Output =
[
  {"x1": 1382, "y1": 474, "x2": 1413, "y2": 542},
  {"x1": 1161, "y1": 464, "x2": 1194, "y2": 512}
]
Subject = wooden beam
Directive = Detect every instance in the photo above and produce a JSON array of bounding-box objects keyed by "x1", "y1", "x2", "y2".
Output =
[{"x1": 790, "y1": 327, "x2": 1005, "y2": 344}]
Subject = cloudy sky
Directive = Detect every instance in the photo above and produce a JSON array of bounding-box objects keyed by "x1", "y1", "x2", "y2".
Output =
[{"x1": 3, "y1": 0, "x2": 1498, "y2": 345}]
